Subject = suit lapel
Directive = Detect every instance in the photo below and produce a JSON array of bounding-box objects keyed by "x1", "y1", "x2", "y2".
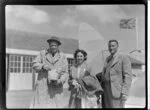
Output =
[
  {"x1": 102, "y1": 53, "x2": 120, "y2": 76},
  {"x1": 46, "y1": 53, "x2": 54, "y2": 64},
  {"x1": 111, "y1": 53, "x2": 120, "y2": 67},
  {"x1": 53, "y1": 52, "x2": 60, "y2": 63}
]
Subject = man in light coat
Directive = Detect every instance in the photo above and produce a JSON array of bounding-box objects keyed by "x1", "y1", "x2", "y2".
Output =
[
  {"x1": 100, "y1": 39, "x2": 132, "y2": 108},
  {"x1": 30, "y1": 36, "x2": 68, "y2": 108}
]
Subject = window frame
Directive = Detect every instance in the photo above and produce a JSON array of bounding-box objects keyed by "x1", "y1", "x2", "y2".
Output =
[
  {"x1": 22, "y1": 55, "x2": 36, "y2": 73},
  {"x1": 9, "y1": 54, "x2": 36, "y2": 74},
  {"x1": 9, "y1": 54, "x2": 21, "y2": 73}
]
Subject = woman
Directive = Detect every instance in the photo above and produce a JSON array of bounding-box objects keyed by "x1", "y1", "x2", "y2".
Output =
[
  {"x1": 68, "y1": 49, "x2": 103, "y2": 108},
  {"x1": 29, "y1": 36, "x2": 68, "y2": 108}
]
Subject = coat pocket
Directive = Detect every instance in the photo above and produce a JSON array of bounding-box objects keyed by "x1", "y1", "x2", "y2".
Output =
[{"x1": 110, "y1": 81, "x2": 122, "y2": 99}]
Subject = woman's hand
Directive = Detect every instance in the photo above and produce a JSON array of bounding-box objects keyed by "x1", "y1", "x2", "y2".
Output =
[
  {"x1": 72, "y1": 80, "x2": 78, "y2": 86},
  {"x1": 72, "y1": 80, "x2": 80, "y2": 89}
]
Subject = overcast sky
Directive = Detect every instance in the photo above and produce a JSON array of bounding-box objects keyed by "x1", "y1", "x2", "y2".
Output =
[
  {"x1": 5, "y1": 5, "x2": 144, "y2": 36},
  {"x1": 6, "y1": 5, "x2": 145, "y2": 72},
  {"x1": 6, "y1": 5, "x2": 145, "y2": 53}
]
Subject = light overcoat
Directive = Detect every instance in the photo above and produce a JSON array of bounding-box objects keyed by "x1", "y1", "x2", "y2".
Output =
[{"x1": 30, "y1": 50, "x2": 68, "y2": 108}]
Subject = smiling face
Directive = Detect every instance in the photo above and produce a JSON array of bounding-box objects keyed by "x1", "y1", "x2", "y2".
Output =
[
  {"x1": 49, "y1": 41, "x2": 59, "y2": 54},
  {"x1": 108, "y1": 41, "x2": 118, "y2": 55},
  {"x1": 76, "y1": 52, "x2": 85, "y2": 65}
]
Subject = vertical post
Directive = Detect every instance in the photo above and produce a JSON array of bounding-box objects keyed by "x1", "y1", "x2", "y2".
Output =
[
  {"x1": 32, "y1": 69, "x2": 35, "y2": 91},
  {"x1": 32, "y1": 56, "x2": 37, "y2": 91},
  {"x1": 7, "y1": 54, "x2": 10, "y2": 92},
  {"x1": 6, "y1": 54, "x2": 7, "y2": 91},
  {"x1": 32, "y1": 56, "x2": 36, "y2": 91},
  {"x1": 135, "y1": 18, "x2": 139, "y2": 50},
  {"x1": 20, "y1": 56, "x2": 23, "y2": 73}
]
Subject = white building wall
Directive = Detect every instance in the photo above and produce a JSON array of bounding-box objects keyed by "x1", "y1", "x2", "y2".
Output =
[
  {"x1": 9, "y1": 74, "x2": 33, "y2": 90},
  {"x1": 6, "y1": 48, "x2": 73, "y2": 90}
]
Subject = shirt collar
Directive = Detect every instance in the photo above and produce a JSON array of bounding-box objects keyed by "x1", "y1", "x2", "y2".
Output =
[
  {"x1": 45, "y1": 49, "x2": 61, "y2": 64},
  {"x1": 46, "y1": 49, "x2": 60, "y2": 55}
]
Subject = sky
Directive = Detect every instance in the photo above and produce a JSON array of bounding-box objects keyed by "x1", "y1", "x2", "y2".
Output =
[
  {"x1": 5, "y1": 5, "x2": 145, "y2": 40},
  {"x1": 6, "y1": 5, "x2": 145, "y2": 72}
]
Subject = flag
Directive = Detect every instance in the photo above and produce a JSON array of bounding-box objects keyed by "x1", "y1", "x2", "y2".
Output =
[{"x1": 120, "y1": 18, "x2": 136, "y2": 29}]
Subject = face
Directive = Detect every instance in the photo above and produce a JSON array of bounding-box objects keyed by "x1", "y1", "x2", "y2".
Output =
[
  {"x1": 76, "y1": 52, "x2": 85, "y2": 65},
  {"x1": 108, "y1": 41, "x2": 118, "y2": 55},
  {"x1": 49, "y1": 41, "x2": 59, "y2": 54}
]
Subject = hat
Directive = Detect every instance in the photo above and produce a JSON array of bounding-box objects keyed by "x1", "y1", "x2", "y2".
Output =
[
  {"x1": 47, "y1": 36, "x2": 61, "y2": 45},
  {"x1": 79, "y1": 71, "x2": 104, "y2": 95}
]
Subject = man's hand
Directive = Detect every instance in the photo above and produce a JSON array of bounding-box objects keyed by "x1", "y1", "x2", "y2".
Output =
[{"x1": 42, "y1": 64, "x2": 51, "y2": 71}]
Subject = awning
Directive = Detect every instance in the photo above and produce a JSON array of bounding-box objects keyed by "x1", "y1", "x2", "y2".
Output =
[{"x1": 128, "y1": 55, "x2": 145, "y2": 65}]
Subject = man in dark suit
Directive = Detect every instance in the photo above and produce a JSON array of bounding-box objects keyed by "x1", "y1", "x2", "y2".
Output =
[{"x1": 100, "y1": 39, "x2": 132, "y2": 108}]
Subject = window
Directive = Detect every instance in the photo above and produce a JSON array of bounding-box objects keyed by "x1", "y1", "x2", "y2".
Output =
[
  {"x1": 9, "y1": 54, "x2": 36, "y2": 73},
  {"x1": 8, "y1": 54, "x2": 74, "y2": 74},
  {"x1": 23, "y1": 56, "x2": 35, "y2": 73},
  {"x1": 9, "y1": 55, "x2": 21, "y2": 73}
]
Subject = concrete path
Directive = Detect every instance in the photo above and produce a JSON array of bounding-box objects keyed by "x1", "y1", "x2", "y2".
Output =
[{"x1": 6, "y1": 90, "x2": 146, "y2": 108}]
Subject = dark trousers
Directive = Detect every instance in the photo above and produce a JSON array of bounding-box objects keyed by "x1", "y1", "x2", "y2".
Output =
[
  {"x1": 68, "y1": 91, "x2": 81, "y2": 108},
  {"x1": 101, "y1": 82, "x2": 125, "y2": 108}
]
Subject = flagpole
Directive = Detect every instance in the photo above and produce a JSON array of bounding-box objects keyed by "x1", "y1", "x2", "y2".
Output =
[{"x1": 136, "y1": 17, "x2": 139, "y2": 50}]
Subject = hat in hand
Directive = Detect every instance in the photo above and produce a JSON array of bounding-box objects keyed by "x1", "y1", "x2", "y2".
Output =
[{"x1": 79, "y1": 71, "x2": 104, "y2": 96}]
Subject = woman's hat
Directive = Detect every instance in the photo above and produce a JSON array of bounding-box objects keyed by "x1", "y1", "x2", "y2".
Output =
[
  {"x1": 79, "y1": 71, "x2": 104, "y2": 95},
  {"x1": 47, "y1": 36, "x2": 61, "y2": 45}
]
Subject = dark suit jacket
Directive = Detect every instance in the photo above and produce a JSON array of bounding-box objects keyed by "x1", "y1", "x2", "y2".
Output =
[{"x1": 102, "y1": 53, "x2": 132, "y2": 98}]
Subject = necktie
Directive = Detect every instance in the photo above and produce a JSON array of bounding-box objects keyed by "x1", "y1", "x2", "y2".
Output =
[{"x1": 107, "y1": 55, "x2": 113, "y2": 63}]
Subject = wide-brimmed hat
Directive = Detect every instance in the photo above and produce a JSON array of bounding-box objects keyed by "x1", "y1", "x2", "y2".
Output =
[
  {"x1": 79, "y1": 71, "x2": 104, "y2": 96},
  {"x1": 47, "y1": 36, "x2": 61, "y2": 45}
]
